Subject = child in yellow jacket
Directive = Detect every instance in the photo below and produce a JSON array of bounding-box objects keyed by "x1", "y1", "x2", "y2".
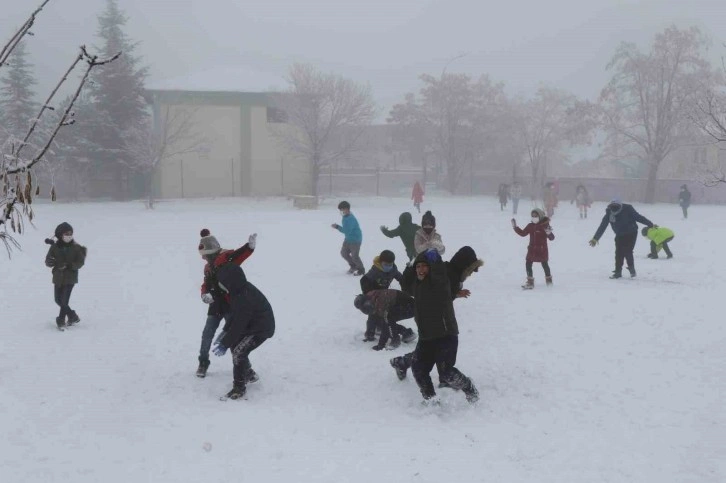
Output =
[{"x1": 641, "y1": 226, "x2": 674, "y2": 259}]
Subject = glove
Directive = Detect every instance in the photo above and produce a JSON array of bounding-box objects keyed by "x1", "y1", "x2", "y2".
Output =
[
  {"x1": 248, "y1": 233, "x2": 257, "y2": 250},
  {"x1": 213, "y1": 330, "x2": 227, "y2": 346},
  {"x1": 201, "y1": 293, "x2": 214, "y2": 304},
  {"x1": 212, "y1": 343, "x2": 227, "y2": 357},
  {"x1": 424, "y1": 249, "x2": 441, "y2": 263},
  {"x1": 511, "y1": 218, "x2": 516, "y2": 228},
  {"x1": 589, "y1": 239, "x2": 598, "y2": 247}
]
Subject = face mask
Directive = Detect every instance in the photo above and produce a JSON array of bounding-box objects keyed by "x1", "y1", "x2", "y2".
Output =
[
  {"x1": 62, "y1": 235, "x2": 73, "y2": 243},
  {"x1": 381, "y1": 263, "x2": 394, "y2": 273},
  {"x1": 531, "y1": 217, "x2": 540, "y2": 224},
  {"x1": 339, "y1": 210, "x2": 346, "y2": 217},
  {"x1": 423, "y1": 227, "x2": 434, "y2": 234}
]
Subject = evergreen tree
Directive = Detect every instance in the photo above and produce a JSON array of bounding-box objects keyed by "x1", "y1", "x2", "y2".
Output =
[
  {"x1": 0, "y1": 40, "x2": 38, "y2": 141},
  {"x1": 88, "y1": 0, "x2": 148, "y2": 199}
]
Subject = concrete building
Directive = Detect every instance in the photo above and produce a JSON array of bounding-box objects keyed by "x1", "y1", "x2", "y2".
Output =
[{"x1": 146, "y1": 67, "x2": 311, "y2": 199}]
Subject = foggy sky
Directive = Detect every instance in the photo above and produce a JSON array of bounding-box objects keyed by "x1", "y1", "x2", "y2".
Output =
[{"x1": 2, "y1": 0, "x2": 725, "y2": 116}]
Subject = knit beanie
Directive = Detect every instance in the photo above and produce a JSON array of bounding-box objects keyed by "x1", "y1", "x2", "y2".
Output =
[
  {"x1": 54, "y1": 222, "x2": 73, "y2": 238},
  {"x1": 421, "y1": 211, "x2": 436, "y2": 227},
  {"x1": 379, "y1": 250, "x2": 395, "y2": 264},
  {"x1": 198, "y1": 228, "x2": 221, "y2": 256}
]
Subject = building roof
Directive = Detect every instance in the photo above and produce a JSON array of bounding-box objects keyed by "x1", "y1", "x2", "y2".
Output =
[{"x1": 146, "y1": 65, "x2": 286, "y2": 93}]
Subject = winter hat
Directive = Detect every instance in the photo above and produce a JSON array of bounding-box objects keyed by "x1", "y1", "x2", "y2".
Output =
[
  {"x1": 398, "y1": 212, "x2": 413, "y2": 225},
  {"x1": 530, "y1": 208, "x2": 546, "y2": 219},
  {"x1": 421, "y1": 211, "x2": 436, "y2": 227},
  {"x1": 354, "y1": 294, "x2": 374, "y2": 315},
  {"x1": 198, "y1": 228, "x2": 221, "y2": 256},
  {"x1": 54, "y1": 222, "x2": 73, "y2": 239},
  {"x1": 338, "y1": 201, "x2": 350, "y2": 210},
  {"x1": 379, "y1": 250, "x2": 395, "y2": 264}
]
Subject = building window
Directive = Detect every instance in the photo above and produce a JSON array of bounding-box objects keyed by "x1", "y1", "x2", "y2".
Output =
[{"x1": 267, "y1": 107, "x2": 288, "y2": 123}]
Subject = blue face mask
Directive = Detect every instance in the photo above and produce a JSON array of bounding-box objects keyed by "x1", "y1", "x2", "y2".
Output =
[{"x1": 381, "y1": 263, "x2": 394, "y2": 273}]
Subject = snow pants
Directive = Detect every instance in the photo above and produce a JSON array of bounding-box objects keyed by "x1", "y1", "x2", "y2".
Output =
[
  {"x1": 231, "y1": 335, "x2": 268, "y2": 388},
  {"x1": 411, "y1": 335, "x2": 473, "y2": 399}
]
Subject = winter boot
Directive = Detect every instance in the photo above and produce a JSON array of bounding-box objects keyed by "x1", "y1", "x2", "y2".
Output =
[
  {"x1": 225, "y1": 384, "x2": 246, "y2": 400},
  {"x1": 362, "y1": 333, "x2": 376, "y2": 342},
  {"x1": 627, "y1": 266, "x2": 637, "y2": 278},
  {"x1": 196, "y1": 359, "x2": 210, "y2": 378},
  {"x1": 346, "y1": 267, "x2": 356, "y2": 275},
  {"x1": 463, "y1": 380, "x2": 480, "y2": 404},
  {"x1": 55, "y1": 316, "x2": 66, "y2": 330},
  {"x1": 387, "y1": 336, "x2": 401, "y2": 350},
  {"x1": 545, "y1": 276, "x2": 553, "y2": 286},
  {"x1": 66, "y1": 311, "x2": 80, "y2": 326},
  {"x1": 609, "y1": 270, "x2": 622, "y2": 279},
  {"x1": 245, "y1": 369, "x2": 259, "y2": 384},
  {"x1": 401, "y1": 328, "x2": 417, "y2": 343},
  {"x1": 390, "y1": 357, "x2": 408, "y2": 381},
  {"x1": 521, "y1": 277, "x2": 534, "y2": 290}
]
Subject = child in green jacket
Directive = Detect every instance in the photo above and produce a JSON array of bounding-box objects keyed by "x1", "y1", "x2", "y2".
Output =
[
  {"x1": 45, "y1": 222, "x2": 87, "y2": 329},
  {"x1": 641, "y1": 226, "x2": 674, "y2": 259},
  {"x1": 380, "y1": 212, "x2": 420, "y2": 262}
]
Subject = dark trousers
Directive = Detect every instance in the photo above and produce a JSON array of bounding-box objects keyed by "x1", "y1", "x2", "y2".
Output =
[
  {"x1": 681, "y1": 205, "x2": 688, "y2": 218},
  {"x1": 411, "y1": 335, "x2": 473, "y2": 399},
  {"x1": 54, "y1": 284, "x2": 75, "y2": 319},
  {"x1": 614, "y1": 232, "x2": 638, "y2": 272},
  {"x1": 231, "y1": 335, "x2": 268, "y2": 387},
  {"x1": 365, "y1": 314, "x2": 407, "y2": 345},
  {"x1": 526, "y1": 261, "x2": 551, "y2": 277},
  {"x1": 650, "y1": 236, "x2": 674, "y2": 258},
  {"x1": 199, "y1": 313, "x2": 228, "y2": 363}
]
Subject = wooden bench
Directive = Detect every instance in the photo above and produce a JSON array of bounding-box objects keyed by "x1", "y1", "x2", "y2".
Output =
[{"x1": 291, "y1": 195, "x2": 319, "y2": 209}]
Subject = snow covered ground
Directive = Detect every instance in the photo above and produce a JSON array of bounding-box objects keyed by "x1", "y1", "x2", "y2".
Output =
[{"x1": 1, "y1": 195, "x2": 724, "y2": 483}]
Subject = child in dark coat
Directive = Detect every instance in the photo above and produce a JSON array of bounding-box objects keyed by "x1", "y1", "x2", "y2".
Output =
[
  {"x1": 354, "y1": 289, "x2": 417, "y2": 350},
  {"x1": 512, "y1": 208, "x2": 555, "y2": 289},
  {"x1": 44, "y1": 222, "x2": 87, "y2": 330},
  {"x1": 380, "y1": 212, "x2": 420, "y2": 262},
  {"x1": 212, "y1": 263, "x2": 275, "y2": 400}
]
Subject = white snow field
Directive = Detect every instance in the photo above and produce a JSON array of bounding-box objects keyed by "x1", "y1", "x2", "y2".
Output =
[{"x1": 1, "y1": 195, "x2": 724, "y2": 483}]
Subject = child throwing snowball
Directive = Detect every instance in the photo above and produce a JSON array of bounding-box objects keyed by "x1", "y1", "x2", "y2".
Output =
[{"x1": 512, "y1": 209, "x2": 555, "y2": 289}]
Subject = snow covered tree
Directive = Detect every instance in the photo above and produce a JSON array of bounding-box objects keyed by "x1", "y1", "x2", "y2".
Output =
[
  {"x1": 86, "y1": 0, "x2": 148, "y2": 200},
  {"x1": 599, "y1": 26, "x2": 714, "y2": 202},
  {"x1": 0, "y1": 40, "x2": 37, "y2": 141},
  {"x1": 1, "y1": 0, "x2": 119, "y2": 256},
  {"x1": 273, "y1": 63, "x2": 377, "y2": 198}
]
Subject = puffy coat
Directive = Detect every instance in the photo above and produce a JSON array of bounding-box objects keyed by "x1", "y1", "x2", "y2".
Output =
[
  {"x1": 45, "y1": 240, "x2": 87, "y2": 285},
  {"x1": 644, "y1": 226, "x2": 674, "y2": 247},
  {"x1": 414, "y1": 228, "x2": 445, "y2": 255},
  {"x1": 593, "y1": 203, "x2": 653, "y2": 240},
  {"x1": 514, "y1": 212, "x2": 555, "y2": 263},
  {"x1": 216, "y1": 264, "x2": 275, "y2": 348},
  {"x1": 360, "y1": 256, "x2": 403, "y2": 294},
  {"x1": 200, "y1": 243, "x2": 254, "y2": 316}
]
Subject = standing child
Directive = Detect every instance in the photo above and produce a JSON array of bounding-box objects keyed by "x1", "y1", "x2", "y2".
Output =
[
  {"x1": 543, "y1": 183, "x2": 558, "y2": 218},
  {"x1": 414, "y1": 211, "x2": 445, "y2": 255},
  {"x1": 510, "y1": 182, "x2": 522, "y2": 215},
  {"x1": 196, "y1": 229, "x2": 257, "y2": 377},
  {"x1": 331, "y1": 200, "x2": 364, "y2": 275},
  {"x1": 412, "y1": 181, "x2": 424, "y2": 213},
  {"x1": 678, "y1": 185, "x2": 691, "y2": 219},
  {"x1": 44, "y1": 222, "x2": 87, "y2": 330},
  {"x1": 512, "y1": 209, "x2": 555, "y2": 289},
  {"x1": 642, "y1": 226, "x2": 674, "y2": 259},
  {"x1": 380, "y1": 212, "x2": 420, "y2": 263},
  {"x1": 572, "y1": 184, "x2": 591, "y2": 219},
  {"x1": 497, "y1": 184, "x2": 510, "y2": 211}
]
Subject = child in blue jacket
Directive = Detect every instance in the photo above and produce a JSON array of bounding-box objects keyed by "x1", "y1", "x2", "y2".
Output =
[{"x1": 331, "y1": 200, "x2": 364, "y2": 275}]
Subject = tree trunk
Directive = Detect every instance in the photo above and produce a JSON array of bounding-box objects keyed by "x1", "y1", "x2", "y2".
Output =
[
  {"x1": 145, "y1": 170, "x2": 155, "y2": 209},
  {"x1": 644, "y1": 159, "x2": 660, "y2": 203},
  {"x1": 310, "y1": 160, "x2": 320, "y2": 198}
]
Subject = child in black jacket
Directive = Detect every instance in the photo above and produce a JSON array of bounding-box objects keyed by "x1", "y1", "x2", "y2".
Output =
[{"x1": 44, "y1": 222, "x2": 87, "y2": 330}]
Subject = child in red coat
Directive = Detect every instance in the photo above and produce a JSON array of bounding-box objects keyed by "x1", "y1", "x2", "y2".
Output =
[
  {"x1": 512, "y1": 208, "x2": 555, "y2": 289},
  {"x1": 411, "y1": 181, "x2": 424, "y2": 213}
]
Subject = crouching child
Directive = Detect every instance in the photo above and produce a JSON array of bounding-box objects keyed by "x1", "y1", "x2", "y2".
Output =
[
  {"x1": 354, "y1": 289, "x2": 417, "y2": 350},
  {"x1": 212, "y1": 264, "x2": 275, "y2": 400}
]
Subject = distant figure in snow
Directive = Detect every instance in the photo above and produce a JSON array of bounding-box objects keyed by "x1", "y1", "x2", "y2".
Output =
[
  {"x1": 512, "y1": 208, "x2": 555, "y2": 289},
  {"x1": 212, "y1": 263, "x2": 275, "y2": 400},
  {"x1": 497, "y1": 183, "x2": 510, "y2": 211},
  {"x1": 44, "y1": 222, "x2": 86, "y2": 330},
  {"x1": 414, "y1": 211, "x2": 445, "y2": 255},
  {"x1": 389, "y1": 250, "x2": 479, "y2": 404},
  {"x1": 411, "y1": 181, "x2": 424, "y2": 213},
  {"x1": 678, "y1": 184, "x2": 691, "y2": 219},
  {"x1": 589, "y1": 199, "x2": 654, "y2": 279},
  {"x1": 543, "y1": 182, "x2": 558, "y2": 218},
  {"x1": 642, "y1": 226, "x2": 674, "y2": 259},
  {"x1": 510, "y1": 181, "x2": 523, "y2": 215},
  {"x1": 571, "y1": 184, "x2": 591, "y2": 219},
  {"x1": 196, "y1": 229, "x2": 256, "y2": 378},
  {"x1": 331, "y1": 200, "x2": 364, "y2": 275},
  {"x1": 380, "y1": 212, "x2": 420, "y2": 263}
]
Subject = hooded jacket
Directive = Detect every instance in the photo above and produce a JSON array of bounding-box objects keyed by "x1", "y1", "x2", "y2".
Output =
[
  {"x1": 447, "y1": 246, "x2": 483, "y2": 296},
  {"x1": 201, "y1": 242, "x2": 255, "y2": 316},
  {"x1": 412, "y1": 182, "x2": 424, "y2": 204},
  {"x1": 216, "y1": 264, "x2": 275, "y2": 348},
  {"x1": 380, "y1": 212, "x2": 420, "y2": 260},
  {"x1": 360, "y1": 256, "x2": 403, "y2": 294},
  {"x1": 513, "y1": 209, "x2": 555, "y2": 263},
  {"x1": 593, "y1": 203, "x2": 653, "y2": 240},
  {"x1": 643, "y1": 226, "x2": 674, "y2": 248},
  {"x1": 44, "y1": 222, "x2": 87, "y2": 285},
  {"x1": 401, "y1": 253, "x2": 458, "y2": 341}
]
